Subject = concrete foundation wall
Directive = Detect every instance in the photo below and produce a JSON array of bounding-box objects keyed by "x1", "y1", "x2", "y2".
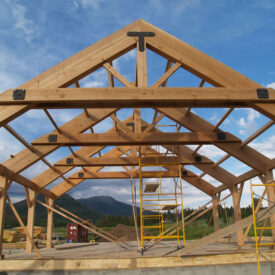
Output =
[{"x1": 1, "y1": 263, "x2": 275, "y2": 275}]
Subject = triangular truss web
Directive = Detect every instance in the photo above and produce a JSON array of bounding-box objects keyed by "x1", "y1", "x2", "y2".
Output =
[{"x1": 0, "y1": 19, "x2": 274, "y2": 257}]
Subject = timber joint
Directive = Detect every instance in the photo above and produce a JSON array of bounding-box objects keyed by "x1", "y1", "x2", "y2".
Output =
[{"x1": 127, "y1": 31, "x2": 155, "y2": 52}]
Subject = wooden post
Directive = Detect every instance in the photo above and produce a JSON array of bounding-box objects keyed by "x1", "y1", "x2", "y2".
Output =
[
  {"x1": 265, "y1": 169, "x2": 275, "y2": 243},
  {"x1": 231, "y1": 184, "x2": 244, "y2": 247},
  {"x1": 46, "y1": 197, "x2": 54, "y2": 248},
  {"x1": 0, "y1": 176, "x2": 8, "y2": 259},
  {"x1": 212, "y1": 194, "x2": 220, "y2": 231},
  {"x1": 26, "y1": 190, "x2": 36, "y2": 253}
]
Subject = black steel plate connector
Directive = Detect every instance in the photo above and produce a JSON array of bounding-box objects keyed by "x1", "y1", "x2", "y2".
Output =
[
  {"x1": 182, "y1": 170, "x2": 188, "y2": 176},
  {"x1": 257, "y1": 88, "x2": 269, "y2": 99},
  {"x1": 78, "y1": 172, "x2": 84, "y2": 178},
  {"x1": 13, "y1": 89, "x2": 26, "y2": 100},
  {"x1": 217, "y1": 132, "x2": 226, "y2": 141},
  {"x1": 48, "y1": 134, "x2": 57, "y2": 142},
  {"x1": 66, "y1": 158, "x2": 73, "y2": 164},
  {"x1": 195, "y1": 155, "x2": 202, "y2": 163}
]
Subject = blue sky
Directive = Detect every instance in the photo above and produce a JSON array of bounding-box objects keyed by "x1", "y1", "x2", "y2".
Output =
[{"x1": 0, "y1": 0, "x2": 275, "y2": 208}]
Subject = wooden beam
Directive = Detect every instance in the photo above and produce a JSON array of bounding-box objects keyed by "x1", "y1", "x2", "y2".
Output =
[
  {"x1": 32, "y1": 131, "x2": 240, "y2": 146},
  {"x1": 157, "y1": 107, "x2": 271, "y2": 173},
  {"x1": 252, "y1": 103, "x2": 275, "y2": 120},
  {"x1": 24, "y1": 187, "x2": 31, "y2": 209},
  {"x1": 26, "y1": 190, "x2": 36, "y2": 253},
  {"x1": 212, "y1": 193, "x2": 220, "y2": 231},
  {"x1": 43, "y1": 109, "x2": 61, "y2": 133},
  {"x1": 161, "y1": 60, "x2": 173, "y2": 87},
  {"x1": 21, "y1": 20, "x2": 139, "y2": 89},
  {"x1": 4, "y1": 125, "x2": 76, "y2": 189},
  {"x1": 0, "y1": 164, "x2": 55, "y2": 199},
  {"x1": 0, "y1": 108, "x2": 117, "y2": 194},
  {"x1": 68, "y1": 170, "x2": 182, "y2": 179},
  {"x1": 54, "y1": 155, "x2": 213, "y2": 167},
  {"x1": 107, "y1": 61, "x2": 114, "y2": 87},
  {"x1": 46, "y1": 197, "x2": 54, "y2": 249},
  {"x1": 152, "y1": 62, "x2": 181, "y2": 87},
  {"x1": 6, "y1": 195, "x2": 41, "y2": 258},
  {"x1": 52, "y1": 143, "x2": 215, "y2": 198},
  {"x1": 230, "y1": 184, "x2": 244, "y2": 247},
  {"x1": 1, "y1": 87, "x2": 275, "y2": 108},
  {"x1": 103, "y1": 63, "x2": 134, "y2": 87},
  {"x1": 0, "y1": 105, "x2": 30, "y2": 127},
  {"x1": 243, "y1": 187, "x2": 267, "y2": 240},
  {"x1": 176, "y1": 204, "x2": 275, "y2": 256},
  {"x1": 54, "y1": 203, "x2": 124, "y2": 244},
  {"x1": 0, "y1": 177, "x2": 9, "y2": 259},
  {"x1": 142, "y1": 147, "x2": 215, "y2": 196},
  {"x1": 140, "y1": 20, "x2": 260, "y2": 88},
  {"x1": 240, "y1": 120, "x2": 274, "y2": 147},
  {"x1": 36, "y1": 199, "x2": 129, "y2": 250},
  {"x1": 142, "y1": 113, "x2": 165, "y2": 135}
]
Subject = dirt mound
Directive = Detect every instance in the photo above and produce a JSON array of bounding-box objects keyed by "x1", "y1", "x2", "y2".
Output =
[{"x1": 98, "y1": 224, "x2": 152, "y2": 242}]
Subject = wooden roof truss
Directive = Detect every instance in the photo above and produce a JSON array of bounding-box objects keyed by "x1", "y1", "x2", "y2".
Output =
[{"x1": 0, "y1": 20, "x2": 274, "y2": 223}]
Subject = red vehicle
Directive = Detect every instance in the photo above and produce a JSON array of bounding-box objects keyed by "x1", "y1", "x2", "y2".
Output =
[{"x1": 66, "y1": 223, "x2": 88, "y2": 242}]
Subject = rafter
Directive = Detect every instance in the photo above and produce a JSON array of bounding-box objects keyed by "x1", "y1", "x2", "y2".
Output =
[{"x1": 157, "y1": 107, "x2": 271, "y2": 173}]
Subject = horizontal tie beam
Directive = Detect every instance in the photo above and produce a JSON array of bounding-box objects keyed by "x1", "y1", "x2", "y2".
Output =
[
  {"x1": 0, "y1": 87, "x2": 274, "y2": 108},
  {"x1": 32, "y1": 131, "x2": 240, "y2": 146},
  {"x1": 54, "y1": 155, "x2": 213, "y2": 166}
]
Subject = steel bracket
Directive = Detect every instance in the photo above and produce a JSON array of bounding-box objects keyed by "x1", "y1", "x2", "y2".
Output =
[
  {"x1": 13, "y1": 89, "x2": 26, "y2": 100},
  {"x1": 257, "y1": 88, "x2": 269, "y2": 99},
  {"x1": 127, "y1": 31, "x2": 155, "y2": 51},
  {"x1": 182, "y1": 170, "x2": 188, "y2": 176},
  {"x1": 78, "y1": 172, "x2": 84, "y2": 178},
  {"x1": 217, "y1": 132, "x2": 226, "y2": 141},
  {"x1": 195, "y1": 155, "x2": 202, "y2": 163},
  {"x1": 66, "y1": 158, "x2": 73, "y2": 164},
  {"x1": 48, "y1": 134, "x2": 57, "y2": 142}
]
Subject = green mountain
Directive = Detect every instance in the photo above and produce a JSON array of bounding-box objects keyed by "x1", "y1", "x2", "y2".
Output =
[
  {"x1": 78, "y1": 196, "x2": 138, "y2": 217},
  {"x1": 5, "y1": 193, "x2": 102, "y2": 228}
]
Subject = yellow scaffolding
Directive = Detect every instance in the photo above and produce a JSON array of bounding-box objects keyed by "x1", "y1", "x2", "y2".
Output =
[
  {"x1": 250, "y1": 183, "x2": 275, "y2": 275},
  {"x1": 138, "y1": 146, "x2": 186, "y2": 253}
]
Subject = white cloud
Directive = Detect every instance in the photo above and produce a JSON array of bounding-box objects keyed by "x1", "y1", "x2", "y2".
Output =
[
  {"x1": 237, "y1": 108, "x2": 260, "y2": 136},
  {"x1": 47, "y1": 109, "x2": 82, "y2": 126},
  {"x1": 0, "y1": 128, "x2": 24, "y2": 162},
  {"x1": 120, "y1": 49, "x2": 136, "y2": 62},
  {"x1": 80, "y1": 69, "x2": 107, "y2": 88},
  {"x1": 74, "y1": 0, "x2": 102, "y2": 9},
  {"x1": 209, "y1": 112, "x2": 218, "y2": 123},
  {"x1": 5, "y1": 0, "x2": 36, "y2": 44},
  {"x1": 202, "y1": 174, "x2": 222, "y2": 187},
  {"x1": 148, "y1": 0, "x2": 201, "y2": 17},
  {"x1": 250, "y1": 135, "x2": 275, "y2": 158},
  {"x1": 197, "y1": 145, "x2": 226, "y2": 160},
  {"x1": 267, "y1": 82, "x2": 275, "y2": 89}
]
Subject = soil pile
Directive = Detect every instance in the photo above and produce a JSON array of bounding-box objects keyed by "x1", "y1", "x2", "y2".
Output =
[{"x1": 98, "y1": 224, "x2": 152, "y2": 242}]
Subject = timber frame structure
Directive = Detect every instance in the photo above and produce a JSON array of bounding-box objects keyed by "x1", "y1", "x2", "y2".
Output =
[{"x1": 0, "y1": 19, "x2": 275, "y2": 261}]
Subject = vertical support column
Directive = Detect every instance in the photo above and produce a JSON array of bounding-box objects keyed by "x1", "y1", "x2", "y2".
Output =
[
  {"x1": 212, "y1": 193, "x2": 220, "y2": 232},
  {"x1": 0, "y1": 176, "x2": 8, "y2": 259},
  {"x1": 46, "y1": 197, "x2": 54, "y2": 248},
  {"x1": 134, "y1": 38, "x2": 147, "y2": 135},
  {"x1": 265, "y1": 169, "x2": 275, "y2": 243},
  {"x1": 136, "y1": 39, "x2": 147, "y2": 252},
  {"x1": 231, "y1": 184, "x2": 244, "y2": 247},
  {"x1": 26, "y1": 190, "x2": 37, "y2": 253}
]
